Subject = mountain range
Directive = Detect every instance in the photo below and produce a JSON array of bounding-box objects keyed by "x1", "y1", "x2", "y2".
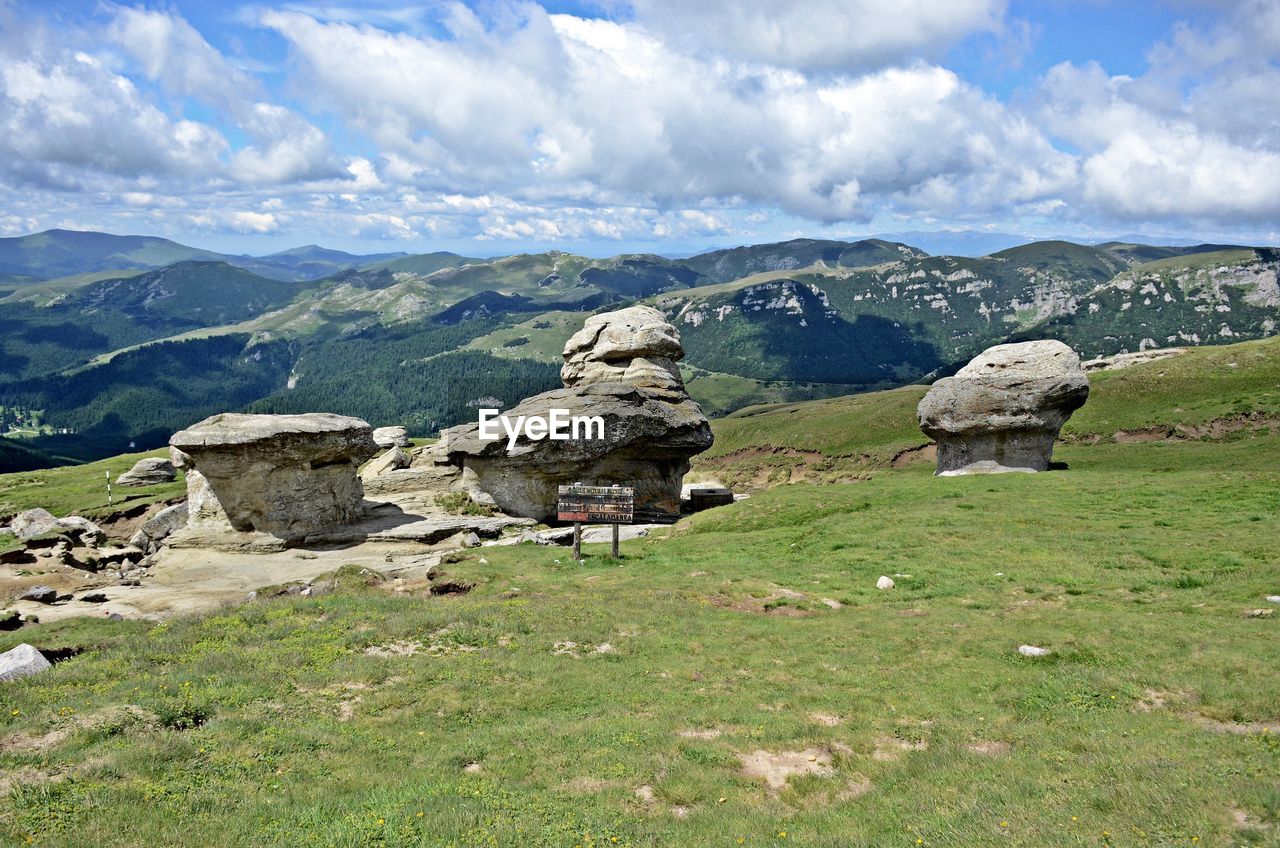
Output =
[{"x1": 0, "y1": 228, "x2": 1276, "y2": 470}]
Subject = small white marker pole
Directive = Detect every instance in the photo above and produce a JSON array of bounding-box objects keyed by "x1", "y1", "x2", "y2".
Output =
[{"x1": 105, "y1": 470, "x2": 112, "y2": 507}]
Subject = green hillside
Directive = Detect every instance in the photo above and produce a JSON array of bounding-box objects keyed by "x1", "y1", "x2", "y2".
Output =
[
  {"x1": 0, "y1": 229, "x2": 226, "y2": 279},
  {"x1": 684, "y1": 237, "x2": 924, "y2": 283}
]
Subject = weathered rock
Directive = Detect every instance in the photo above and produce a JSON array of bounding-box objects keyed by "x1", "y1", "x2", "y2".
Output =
[
  {"x1": 11, "y1": 509, "x2": 103, "y2": 546},
  {"x1": 876, "y1": 576, "x2": 895, "y2": 590},
  {"x1": 0, "y1": 610, "x2": 21, "y2": 630},
  {"x1": 361, "y1": 448, "x2": 411, "y2": 480},
  {"x1": 1082, "y1": 347, "x2": 1185, "y2": 372},
  {"x1": 169, "y1": 413, "x2": 378, "y2": 541},
  {"x1": 116, "y1": 457, "x2": 177, "y2": 487},
  {"x1": 129, "y1": 502, "x2": 189, "y2": 554},
  {"x1": 917, "y1": 340, "x2": 1090, "y2": 475},
  {"x1": 373, "y1": 425, "x2": 411, "y2": 449},
  {"x1": 561, "y1": 306, "x2": 686, "y2": 393},
  {"x1": 16, "y1": 586, "x2": 57, "y2": 604},
  {"x1": 428, "y1": 306, "x2": 713, "y2": 522},
  {"x1": 1018, "y1": 645, "x2": 1051, "y2": 657},
  {"x1": 79, "y1": 593, "x2": 108, "y2": 603},
  {"x1": 55, "y1": 516, "x2": 105, "y2": 547},
  {"x1": 0, "y1": 644, "x2": 51, "y2": 682},
  {"x1": 11, "y1": 508, "x2": 58, "y2": 540}
]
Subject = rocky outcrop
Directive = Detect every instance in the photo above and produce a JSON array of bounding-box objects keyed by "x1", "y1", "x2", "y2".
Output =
[
  {"x1": 116, "y1": 457, "x2": 177, "y2": 487},
  {"x1": 10, "y1": 508, "x2": 104, "y2": 546},
  {"x1": 129, "y1": 502, "x2": 189, "y2": 554},
  {"x1": 361, "y1": 448, "x2": 411, "y2": 480},
  {"x1": 424, "y1": 306, "x2": 713, "y2": 521},
  {"x1": 169, "y1": 413, "x2": 378, "y2": 541},
  {"x1": 373, "y1": 426, "x2": 411, "y2": 449},
  {"x1": 1082, "y1": 348, "x2": 1185, "y2": 372},
  {"x1": 917, "y1": 340, "x2": 1089, "y2": 475}
]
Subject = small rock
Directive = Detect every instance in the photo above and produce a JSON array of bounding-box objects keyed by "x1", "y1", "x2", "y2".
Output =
[
  {"x1": 478, "y1": 557, "x2": 489, "y2": 564},
  {"x1": 107, "y1": 613, "x2": 124, "y2": 621},
  {"x1": 1018, "y1": 644, "x2": 1051, "y2": 657},
  {"x1": 876, "y1": 576, "x2": 895, "y2": 590},
  {"x1": 10, "y1": 508, "x2": 59, "y2": 539},
  {"x1": 0, "y1": 643, "x2": 52, "y2": 682},
  {"x1": 79, "y1": 593, "x2": 109, "y2": 604},
  {"x1": 246, "y1": 591, "x2": 258, "y2": 602},
  {"x1": 1246, "y1": 608, "x2": 1273, "y2": 618},
  {"x1": 17, "y1": 586, "x2": 57, "y2": 604},
  {"x1": 461, "y1": 532, "x2": 481, "y2": 548},
  {"x1": 1266, "y1": 595, "x2": 1280, "y2": 605}
]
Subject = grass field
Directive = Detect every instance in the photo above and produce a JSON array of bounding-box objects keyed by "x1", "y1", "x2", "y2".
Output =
[
  {"x1": 0, "y1": 449, "x2": 182, "y2": 527},
  {"x1": 3, "y1": 443, "x2": 1279, "y2": 844},
  {"x1": 2, "y1": 338, "x2": 1278, "y2": 846}
]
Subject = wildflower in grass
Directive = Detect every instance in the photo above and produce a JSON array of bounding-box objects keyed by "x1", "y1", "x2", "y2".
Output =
[
  {"x1": 10, "y1": 709, "x2": 19, "y2": 716},
  {"x1": 1000, "y1": 822, "x2": 1008, "y2": 828},
  {"x1": 778, "y1": 832, "x2": 787, "y2": 839}
]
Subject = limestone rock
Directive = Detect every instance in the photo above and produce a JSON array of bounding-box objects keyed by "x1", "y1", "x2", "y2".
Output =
[
  {"x1": 0, "y1": 643, "x2": 51, "y2": 682},
  {"x1": 116, "y1": 457, "x2": 177, "y2": 487},
  {"x1": 169, "y1": 412, "x2": 378, "y2": 541},
  {"x1": 561, "y1": 306, "x2": 686, "y2": 393},
  {"x1": 373, "y1": 425, "x2": 411, "y2": 449},
  {"x1": 129, "y1": 502, "x2": 189, "y2": 554},
  {"x1": 11, "y1": 508, "x2": 58, "y2": 540},
  {"x1": 362, "y1": 448, "x2": 411, "y2": 480},
  {"x1": 876, "y1": 575, "x2": 895, "y2": 590},
  {"x1": 917, "y1": 340, "x2": 1089, "y2": 475},
  {"x1": 11, "y1": 509, "x2": 103, "y2": 546},
  {"x1": 427, "y1": 306, "x2": 713, "y2": 522},
  {"x1": 1018, "y1": 645, "x2": 1051, "y2": 657}
]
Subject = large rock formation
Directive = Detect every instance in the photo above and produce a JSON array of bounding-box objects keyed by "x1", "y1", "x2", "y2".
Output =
[
  {"x1": 116, "y1": 457, "x2": 177, "y2": 487},
  {"x1": 917, "y1": 340, "x2": 1089, "y2": 475},
  {"x1": 373, "y1": 426, "x2": 411, "y2": 449},
  {"x1": 424, "y1": 306, "x2": 713, "y2": 521},
  {"x1": 169, "y1": 413, "x2": 378, "y2": 541}
]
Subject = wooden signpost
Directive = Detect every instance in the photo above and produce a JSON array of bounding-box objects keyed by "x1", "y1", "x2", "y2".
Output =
[{"x1": 557, "y1": 483, "x2": 634, "y2": 561}]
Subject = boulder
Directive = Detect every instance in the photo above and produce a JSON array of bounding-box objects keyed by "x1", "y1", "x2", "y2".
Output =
[
  {"x1": 361, "y1": 447, "x2": 411, "y2": 480},
  {"x1": 11, "y1": 508, "x2": 58, "y2": 540},
  {"x1": 129, "y1": 501, "x2": 189, "y2": 554},
  {"x1": 428, "y1": 306, "x2": 713, "y2": 522},
  {"x1": 917, "y1": 340, "x2": 1089, "y2": 476},
  {"x1": 116, "y1": 457, "x2": 177, "y2": 487},
  {"x1": 0, "y1": 643, "x2": 51, "y2": 682},
  {"x1": 373, "y1": 426, "x2": 411, "y2": 449},
  {"x1": 169, "y1": 413, "x2": 378, "y2": 541},
  {"x1": 16, "y1": 586, "x2": 57, "y2": 604},
  {"x1": 11, "y1": 508, "x2": 103, "y2": 546}
]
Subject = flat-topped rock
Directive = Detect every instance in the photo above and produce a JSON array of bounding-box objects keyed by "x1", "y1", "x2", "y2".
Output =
[
  {"x1": 917, "y1": 340, "x2": 1089, "y2": 475},
  {"x1": 170, "y1": 412, "x2": 378, "y2": 541}
]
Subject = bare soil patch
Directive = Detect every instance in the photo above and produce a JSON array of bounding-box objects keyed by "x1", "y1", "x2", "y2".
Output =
[{"x1": 738, "y1": 747, "x2": 834, "y2": 791}]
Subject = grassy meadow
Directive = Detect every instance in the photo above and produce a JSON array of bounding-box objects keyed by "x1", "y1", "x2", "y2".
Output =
[{"x1": 1, "y1": 338, "x2": 1279, "y2": 846}]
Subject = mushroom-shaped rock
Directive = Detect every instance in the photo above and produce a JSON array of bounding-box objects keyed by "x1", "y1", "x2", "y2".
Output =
[
  {"x1": 431, "y1": 305, "x2": 713, "y2": 522},
  {"x1": 561, "y1": 306, "x2": 686, "y2": 393},
  {"x1": 372, "y1": 426, "x2": 411, "y2": 449},
  {"x1": 116, "y1": 457, "x2": 177, "y2": 487},
  {"x1": 169, "y1": 413, "x2": 378, "y2": 540},
  {"x1": 917, "y1": 340, "x2": 1089, "y2": 476}
]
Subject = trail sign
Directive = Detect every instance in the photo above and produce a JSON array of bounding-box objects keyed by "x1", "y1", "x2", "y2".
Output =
[{"x1": 557, "y1": 484, "x2": 634, "y2": 524}]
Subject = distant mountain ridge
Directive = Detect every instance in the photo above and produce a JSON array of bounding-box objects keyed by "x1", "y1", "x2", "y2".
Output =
[
  {"x1": 0, "y1": 229, "x2": 409, "y2": 283},
  {"x1": 0, "y1": 229, "x2": 1275, "y2": 470}
]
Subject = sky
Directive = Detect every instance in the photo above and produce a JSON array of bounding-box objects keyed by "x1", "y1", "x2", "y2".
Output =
[{"x1": 0, "y1": 0, "x2": 1278, "y2": 257}]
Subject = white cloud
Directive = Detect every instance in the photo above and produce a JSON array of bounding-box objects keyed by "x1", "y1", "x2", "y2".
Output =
[{"x1": 623, "y1": 0, "x2": 1006, "y2": 72}]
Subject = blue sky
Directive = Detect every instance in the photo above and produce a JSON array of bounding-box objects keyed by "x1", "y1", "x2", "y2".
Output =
[{"x1": 1, "y1": 0, "x2": 1277, "y2": 256}]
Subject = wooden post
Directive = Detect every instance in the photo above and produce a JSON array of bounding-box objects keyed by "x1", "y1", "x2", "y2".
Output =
[
  {"x1": 572, "y1": 522, "x2": 582, "y2": 562},
  {"x1": 611, "y1": 522, "x2": 620, "y2": 559},
  {"x1": 105, "y1": 470, "x2": 112, "y2": 507}
]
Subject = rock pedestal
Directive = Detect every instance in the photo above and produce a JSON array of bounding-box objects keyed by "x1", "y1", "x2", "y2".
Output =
[
  {"x1": 917, "y1": 340, "x2": 1089, "y2": 475},
  {"x1": 427, "y1": 306, "x2": 713, "y2": 521},
  {"x1": 169, "y1": 413, "x2": 378, "y2": 540},
  {"x1": 373, "y1": 426, "x2": 411, "y2": 448}
]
